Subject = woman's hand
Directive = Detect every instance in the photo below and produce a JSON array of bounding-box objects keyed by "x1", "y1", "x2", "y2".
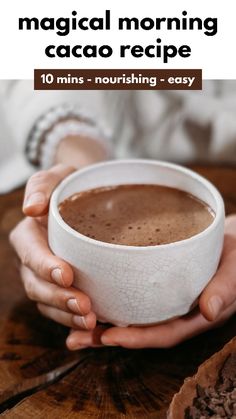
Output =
[
  {"x1": 67, "y1": 216, "x2": 236, "y2": 350},
  {"x1": 98, "y1": 216, "x2": 236, "y2": 348},
  {"x1": 10, "y1": 164, "x2": 236, "y2": 351},
  {"x1": 10, "y1": 164, "x2": 97, "y2": 349}
]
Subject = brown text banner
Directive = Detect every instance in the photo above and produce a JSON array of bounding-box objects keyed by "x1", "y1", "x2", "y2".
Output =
[{"x1": 34, "y1": 69, "x2": 202, "y2": 90}]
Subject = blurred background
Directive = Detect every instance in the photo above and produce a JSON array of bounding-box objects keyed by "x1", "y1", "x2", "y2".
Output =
[{"x1": 1, "y1": 80, "x2": 236, "y2": 194}]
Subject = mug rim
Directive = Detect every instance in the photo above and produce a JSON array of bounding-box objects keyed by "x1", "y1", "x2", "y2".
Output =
[{"x1": 50, "y1": 159, "x2": 225, "y2": 251}]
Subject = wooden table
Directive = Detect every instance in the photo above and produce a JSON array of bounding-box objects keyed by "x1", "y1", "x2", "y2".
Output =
[{"x1": 0, "y1": 165, "x2": 236, "y2": 418}]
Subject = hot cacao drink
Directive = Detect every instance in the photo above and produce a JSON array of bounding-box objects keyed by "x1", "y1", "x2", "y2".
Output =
[{"x1": 59, "y1": 184, "x2": 214, "y2": 246}]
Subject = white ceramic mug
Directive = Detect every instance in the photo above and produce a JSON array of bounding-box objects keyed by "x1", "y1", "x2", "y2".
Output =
[{"x1": 48, "y1": 160, "x2": 225, "y2": 326}]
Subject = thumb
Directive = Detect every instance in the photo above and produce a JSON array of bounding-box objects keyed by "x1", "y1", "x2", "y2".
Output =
[
  {"x1": 23, "y1": 164, "x2": 75, "y2": 217},
  {"x1": 199, "y1": 244, "x2": 236, "y2": 321}
]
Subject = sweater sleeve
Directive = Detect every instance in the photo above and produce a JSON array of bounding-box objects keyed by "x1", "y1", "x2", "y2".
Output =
[
  {"x1": 0, "y1": 81, "x2": 111, "y2": 156},
  {"x1": 0, "y1": 81, "x2": 112, "y2": 193},
  {"x1": 181, "y1": 81, "x2": 236, "y2": 161}
]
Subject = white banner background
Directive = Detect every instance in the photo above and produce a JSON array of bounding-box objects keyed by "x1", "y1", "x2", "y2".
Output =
[{"x1": 0, "y1": 0, "x2": 235, "y2": 79}]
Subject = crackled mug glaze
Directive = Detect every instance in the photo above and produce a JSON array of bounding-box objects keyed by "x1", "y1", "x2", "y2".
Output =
[{"x1": 48, "y1": 160, "x2": 225, "y2": 326}]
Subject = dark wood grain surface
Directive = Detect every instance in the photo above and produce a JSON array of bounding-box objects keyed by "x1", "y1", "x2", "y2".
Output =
[{"x1": 0, "y1": 166, "x2": 236, "y2": 418}]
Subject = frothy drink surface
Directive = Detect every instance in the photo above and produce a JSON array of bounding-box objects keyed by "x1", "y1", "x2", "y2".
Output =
[{"x1": 59, "y1": 185, "x2": 214, "y2": 246}]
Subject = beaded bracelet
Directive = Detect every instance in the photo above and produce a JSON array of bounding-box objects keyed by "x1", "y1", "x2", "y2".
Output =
[{"x1": 25, "y1": 103, "x2": 111, "y2": 168}]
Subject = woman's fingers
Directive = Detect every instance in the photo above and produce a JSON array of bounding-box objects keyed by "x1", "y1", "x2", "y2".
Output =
[
  {"x1": 23, "y1": 164, "x2": 75, "y2": 216},
  {"x1": 199, "y1": 250, "x2": 236, "y2": 321},
  {"x1": 37, "y1": 303, "x2": 96, "y2": 331},
  {"x1": 100, "y1": 302, "x2": 236, "y2": 349},
  {"x1": 21, "y1": 266, "x2": 92, "y2": 316},
  {"x1": 101, "y1": 311, "x2": 209, "y2": 348},
  {"x1": 199, "y1": 217, "x2": 236, "y2": 321},
  {"x1": 66, "y1": 326, "x2": 106, "y2": 350},
  {"x1": 10, "y1": 217, "x2": 74, "y2": 287},
  {"x1": 66, "y1": 298, "x2": 236, "y2": 350}
]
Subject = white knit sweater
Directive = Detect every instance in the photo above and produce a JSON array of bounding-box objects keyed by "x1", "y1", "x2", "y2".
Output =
[{"x1": 0, "y1": 80, "x2": 236, "y2": 193}]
